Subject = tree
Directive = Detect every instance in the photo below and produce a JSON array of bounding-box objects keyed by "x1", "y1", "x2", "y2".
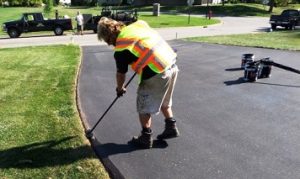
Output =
[
  {"x1": 44, "y1": 0, "x2": 53, "y2": 14},
  {"x1": 268, "y1": 0, "x2": 275, "y2": 12},
  {"x1": 268, "y1": 0, "x2": 289, "y2": 13}
]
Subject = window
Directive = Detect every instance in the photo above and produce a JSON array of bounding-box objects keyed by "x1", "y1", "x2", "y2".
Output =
[
  {"x1": 289, "y1": 11, "x2": 298, "y2": 16},
  {"x1": 27, "y1": 15, "x2": 34, "y2": 21},
  {"x1": 35, "y1": 14, "x2": 43, "y2": 21}
]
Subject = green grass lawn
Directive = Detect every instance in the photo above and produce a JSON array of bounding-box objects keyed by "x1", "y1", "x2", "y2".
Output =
[
  {"x1": 186, "y1": 30, "x2": 300, "y2": 51},
  {"x1": 130, "y1": 3, "x2": 300, "y2": 17},
  {"x1": 139, "y1": 13, "x2": 219, "y2": 28},
  {"x1": 0, "y1": 45, "x2": 109, "y2": 179}
]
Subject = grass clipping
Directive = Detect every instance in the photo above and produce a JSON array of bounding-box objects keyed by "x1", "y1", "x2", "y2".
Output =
[{"x1": 0, "y1": 45, "x2": 109, "y2": 179}]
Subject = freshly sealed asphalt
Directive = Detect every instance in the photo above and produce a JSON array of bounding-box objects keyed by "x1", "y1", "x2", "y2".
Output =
[{"x1": 77, "y1": 41, "x2": 300, "y2": 179}]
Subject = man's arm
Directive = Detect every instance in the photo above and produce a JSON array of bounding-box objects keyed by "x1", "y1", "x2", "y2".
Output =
[
  {"x1": 116, "y1": 72, "x2": 126, "y2": 90},
  {"x1": 116, "y1": 72, "x2": 126, "y2": 97},
  {"x1": 114, "y1": 50, "x2": 137, "y2": 96}
]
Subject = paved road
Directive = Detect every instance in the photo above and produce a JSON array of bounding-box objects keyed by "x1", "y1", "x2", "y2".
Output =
[
  {"x1": 0, "y1": 16, "x2": 269, "y2": 48},
  {"x1": 78, "y1": 42, "x2": 300, "y2": 179}
]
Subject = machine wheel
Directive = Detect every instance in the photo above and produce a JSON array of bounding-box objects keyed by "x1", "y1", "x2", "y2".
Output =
[
  {"x1": 54, "y1": 26, "x2": 63, "y2": 35},
  {"x1": 8, "y1": 28, "x2": 20, "y2": 38}
]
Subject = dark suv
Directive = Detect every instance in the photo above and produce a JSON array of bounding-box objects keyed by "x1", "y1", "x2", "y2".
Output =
[{"x1": 269, "y1": 9, "x2": 300, "y2": 30}]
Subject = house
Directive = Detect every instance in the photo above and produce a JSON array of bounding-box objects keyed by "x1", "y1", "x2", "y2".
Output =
[{"x1": 60, "y1": 0, "x2": 71, "y2": 6}]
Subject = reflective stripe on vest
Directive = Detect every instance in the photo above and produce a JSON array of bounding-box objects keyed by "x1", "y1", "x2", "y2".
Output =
[{"x1": 115, "y1": 20, "x2": 176, "y2": 74}]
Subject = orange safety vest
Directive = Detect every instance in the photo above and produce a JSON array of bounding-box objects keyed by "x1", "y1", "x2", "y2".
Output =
[{"x1": 115, "y1": 20, "x2": 177, "y2": 76}]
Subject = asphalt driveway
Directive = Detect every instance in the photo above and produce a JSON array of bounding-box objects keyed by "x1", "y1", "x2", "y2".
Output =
[{"x1": 77, "y1": 40, "x2": 300, "y2": 179}]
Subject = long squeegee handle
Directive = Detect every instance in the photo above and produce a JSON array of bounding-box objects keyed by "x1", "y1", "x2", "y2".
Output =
[
  {"x1": 272, "y1": 62, "x2": 300, "y2": 74},
  {"x1": 88, "y1": 72, "x2": 137, "y2": 133}
]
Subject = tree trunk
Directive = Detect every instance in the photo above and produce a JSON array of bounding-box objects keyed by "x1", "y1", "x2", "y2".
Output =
[{"x1": 268, "y1": 0, "x2": 274, "y2": 13}]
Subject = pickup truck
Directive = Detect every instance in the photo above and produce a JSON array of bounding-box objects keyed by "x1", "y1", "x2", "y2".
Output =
[
  {"x1": 82, "y1": 7, "x2": 138, "y2": 33},
  {"x1": 2, "y1": 12, "x2": 72, "y2": 38},
  {"x1": 269, "y1": 9, "x2": 300, "y2": 30}
]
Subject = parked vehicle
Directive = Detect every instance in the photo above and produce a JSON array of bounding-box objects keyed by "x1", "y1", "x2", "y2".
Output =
[
  {"x1": 82, "y1": 6, "x2": 138, "y2": 33},
  {"x1": 269, "y1": 9, "x2": 300, "y2": 30},
  {"x1": 2, "y1": 12, "x2": 73, "y2": 38}
]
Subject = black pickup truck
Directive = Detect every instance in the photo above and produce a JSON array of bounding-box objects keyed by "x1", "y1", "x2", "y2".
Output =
[
  {"x1": 269, "y1": 9, "x2": 300, "y2": 30},
  {"x1": 82, "y1": 7, "x2": 138, "y2": 33},
  {"x1": 2, "y1": 12, "x2": 72, "y2": 38}
]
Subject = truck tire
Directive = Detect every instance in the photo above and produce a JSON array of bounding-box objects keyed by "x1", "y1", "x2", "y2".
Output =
[
  {"x1": 289, "y1": 24, "x2": 295, "y2": 30},
  {"x1": 8, "y1": 28, "x2": 20, "y2": 38},
  {"x1": 54, "y1": 26, "x2": 63, "y2": 35},
  {"x1": 271, "y1": 24, "x2": 277, "y2": 30}
]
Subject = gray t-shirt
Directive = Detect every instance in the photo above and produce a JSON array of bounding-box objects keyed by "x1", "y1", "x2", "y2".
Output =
[{"x1": 75, "y1": 14, "x2": 83, "y2": 26}]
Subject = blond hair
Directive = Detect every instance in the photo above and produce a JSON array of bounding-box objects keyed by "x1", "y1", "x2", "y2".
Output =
[{"x1": 97, "y1": 17, "x2": 125, "y2": 43}]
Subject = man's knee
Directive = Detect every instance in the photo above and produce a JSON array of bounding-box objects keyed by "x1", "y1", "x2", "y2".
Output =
[{"x1": 161, "y1": 105, "x2": 170, "y2": 111}]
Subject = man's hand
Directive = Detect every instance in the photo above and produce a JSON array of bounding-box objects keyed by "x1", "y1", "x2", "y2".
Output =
[{"x1": 116, "y1": 87, "x2": 126, "y2": 97}]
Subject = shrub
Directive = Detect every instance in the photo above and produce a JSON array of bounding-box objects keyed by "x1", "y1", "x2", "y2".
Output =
[{"x1": 5, "y1": 0, "x2": 43, "y2": 6}]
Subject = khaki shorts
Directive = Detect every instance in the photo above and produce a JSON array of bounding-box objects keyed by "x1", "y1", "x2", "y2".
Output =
[{"x1": 137, "y1": 64, "x2": 178, "y2": 114}]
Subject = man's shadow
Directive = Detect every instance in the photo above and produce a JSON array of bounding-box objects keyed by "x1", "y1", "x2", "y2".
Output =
[
  {"x1": 0, "y1": 135, "x2": 168, "y2": 169},
  {"x1": 94, "y1": 140, "x2": 168, "y2": 159},
  {"x1": 0, "y1": 136, "x2": 96, "y2": 169}
]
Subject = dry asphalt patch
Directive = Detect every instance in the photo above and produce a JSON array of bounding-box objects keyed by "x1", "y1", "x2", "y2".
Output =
[{"x1": 77, "y1": 40, "x2": 300, "y2": 179}]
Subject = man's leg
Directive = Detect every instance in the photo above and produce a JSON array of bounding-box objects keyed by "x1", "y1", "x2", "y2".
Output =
[
  {"x1": 161, "y1": 106, "x2": 173, "y2": 119},
  {"x1": 157, "y1": 106, "x2": 180, "y2": 140},
  {"x1": 157, "y1": 65, "x2": 180, "y2": 140},
  {"x1": 77, "y1": 25, "x2": 80, "y2": 35},
  {"x1": 139, "y1": 113, "x2": 151, "y2": 128},
  {"x1": 130, "y1": 113, "x2": 153, "y2": 148}
]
